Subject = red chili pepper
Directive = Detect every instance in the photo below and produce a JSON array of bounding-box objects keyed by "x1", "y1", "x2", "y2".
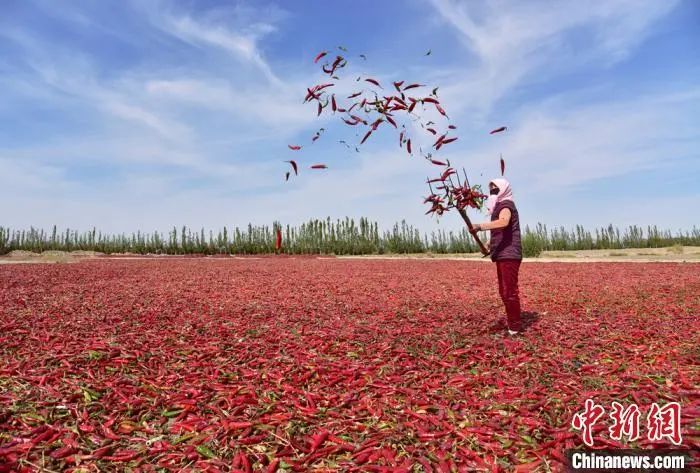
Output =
[{"x1": 360, "y1": 130, "x2": 373, "y2": 145}]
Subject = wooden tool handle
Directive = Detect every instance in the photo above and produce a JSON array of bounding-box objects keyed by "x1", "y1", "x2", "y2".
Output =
[{"x1": 457, "y1": 208, "x2": 490, "y2": 256}]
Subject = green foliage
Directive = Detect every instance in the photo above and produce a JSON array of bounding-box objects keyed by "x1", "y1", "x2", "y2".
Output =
[{"x1": 0, "y1": 222, "x2": 697, "y2": 256}]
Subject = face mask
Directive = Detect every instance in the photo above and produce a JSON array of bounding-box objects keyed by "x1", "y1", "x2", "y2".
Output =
[{"x1": 490, "y1": 187, "x2": 500, "y2": 196}]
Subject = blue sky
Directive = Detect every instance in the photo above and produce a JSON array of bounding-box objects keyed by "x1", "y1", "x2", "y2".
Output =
[{"x1": 1, "y1": 0, "x2": 698, "y2": 234}]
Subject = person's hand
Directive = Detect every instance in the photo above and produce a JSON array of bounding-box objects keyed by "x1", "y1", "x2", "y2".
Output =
[{"x1": 470, "y1": 224, "x2": 481, "y2": 233}]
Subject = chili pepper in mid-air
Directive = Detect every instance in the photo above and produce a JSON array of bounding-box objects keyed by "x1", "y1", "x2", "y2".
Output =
[
  {"x1": 407, "y1": 139, "x2": 412, "y2": 154},
  {"x1": 285, "y1": 160, "x2": 298, "y2": 175},
  {"x1": 314, "y1": 51, "x2": 327, "y2": 63},
  {"x1": 490, "y1": 126, "x2": 507, "y2": 134},
  {"x1": 288, "y1": 145, "x2": 301, "y2": 151},
  {"x1": 500, "y1": 155, "x2": 505, "y2": 176},
  {"x1": 364, "y1": 78, "x2": 382, "y2": 88},
  {"x1": 435, "y1": 103, "x2": 448, "y2": 117},
  {"x1": 360, "y1": 130, "x2": 373, "y2": 144},
  {"x1": 433, "y1": 134, "x2": 447, "y2": 148},
  {"x1": 311, "y1": 164, "x2": 328, "y2": 169}
]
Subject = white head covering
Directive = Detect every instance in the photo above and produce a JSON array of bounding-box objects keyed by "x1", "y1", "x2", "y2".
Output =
[{"x1": 485, "y1": 178, "x2": 513, "y2": 216}]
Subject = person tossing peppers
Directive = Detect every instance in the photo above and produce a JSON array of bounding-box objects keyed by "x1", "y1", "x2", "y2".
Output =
[{"x1": 470, "y1": 178, "x2": 523, "y2": 335}]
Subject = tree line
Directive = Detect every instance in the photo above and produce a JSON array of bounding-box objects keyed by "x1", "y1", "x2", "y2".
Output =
[{"x1": 1, "y1": 220, "x2": 698, "y2": 257}]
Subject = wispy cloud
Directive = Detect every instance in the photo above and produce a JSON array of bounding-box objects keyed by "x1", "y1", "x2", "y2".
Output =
[
  {"x1": 0, "y1": 0, "x2": 696, "y2": 233},
  {"x1": 160, "y1": 13, "x2": 282, "y2": 86},
  {"x1": 429, "y1": 0, "x2": 679, "y2": 115}
]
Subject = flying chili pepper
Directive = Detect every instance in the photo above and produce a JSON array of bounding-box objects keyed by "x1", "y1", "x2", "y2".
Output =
[
  {"x1": 311, "y1": 164, "x2": 328, "y2": 169},
  {"x1": 364, "y1": 78, "x2": 382, "y2": 88},
  {"x1": 360, "y1": 130, "x2": 373, "y2": 144},
  {"x1": 441, "y1": 168, "x2": 456, "y2": 181},
  {"x1": 435, "y1": 103, "x2": 448, "y2": 117},
  {"x1": 313, "y1": 51, "x2": 327, "y2": 63},
  {"x1": 500, "y1": 155, "x2": 505, "y2": 176},
  {"x1": 288, "y1": 145, "x2": 301, "y2": 151},
  {"x1": 285, "y1": 160, "x2": 298, "y2": 175},
  {"x1": 285, "y1": 172, "x2": 290, "y2": 182},
  {"x1": 370, "y1": 119, "x2": 384, "y2": 131},
  {"x1": 430, "y1": 159, "x2": 448, "y2": 166},
  {"x1": 433, "y1": 134, "x2": 447, "y2": 148},
  {"x1": 490, "y1": 126, "x2": 507, "y2": 134},
  {"x1": 331, "y1": 95, "x2": 337, "y2": 112},
  {"x1": 407, "y1": 139, "x2": 412, "y2": 154},
  {"x1": 403, "y1": 84, "x2": 424, "y2": 91}
]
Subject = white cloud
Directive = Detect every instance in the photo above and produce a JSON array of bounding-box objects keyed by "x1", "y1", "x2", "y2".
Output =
[{"x1": 429, "y1": 0, "x2": 679, "y2": 115}]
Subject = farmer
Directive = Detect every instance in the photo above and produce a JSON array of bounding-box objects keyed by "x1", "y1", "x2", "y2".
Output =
[{"x1": 469, "y1": 178, "x2": 523, "y2": 335}]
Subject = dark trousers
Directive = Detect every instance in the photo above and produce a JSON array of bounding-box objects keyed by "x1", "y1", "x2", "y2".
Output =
[{"x1": 496, "y1": 260, "x2": 522, "y2": 331}]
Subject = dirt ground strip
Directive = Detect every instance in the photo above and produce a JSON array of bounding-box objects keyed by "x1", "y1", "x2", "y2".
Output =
[{"x1": 2, "y1": 247, "x2": 699, "y2": 265}]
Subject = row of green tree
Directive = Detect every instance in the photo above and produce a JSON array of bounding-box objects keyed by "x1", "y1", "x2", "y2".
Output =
[{"x1": 1, "y1": 220, "x2": 698, "y2": 257}]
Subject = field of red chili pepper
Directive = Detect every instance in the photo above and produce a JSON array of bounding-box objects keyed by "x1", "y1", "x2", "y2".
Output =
[{"x1": 1, "y1": 258, "x2": 698, "y2": 472}]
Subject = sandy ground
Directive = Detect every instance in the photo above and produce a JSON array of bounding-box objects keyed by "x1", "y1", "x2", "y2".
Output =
[
  {"x1": 1, "y1": 247, "x2": 699, "y2": 264},
  {"x1": 338, "y1": 246, "x2": 700, "y2": 263}
]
